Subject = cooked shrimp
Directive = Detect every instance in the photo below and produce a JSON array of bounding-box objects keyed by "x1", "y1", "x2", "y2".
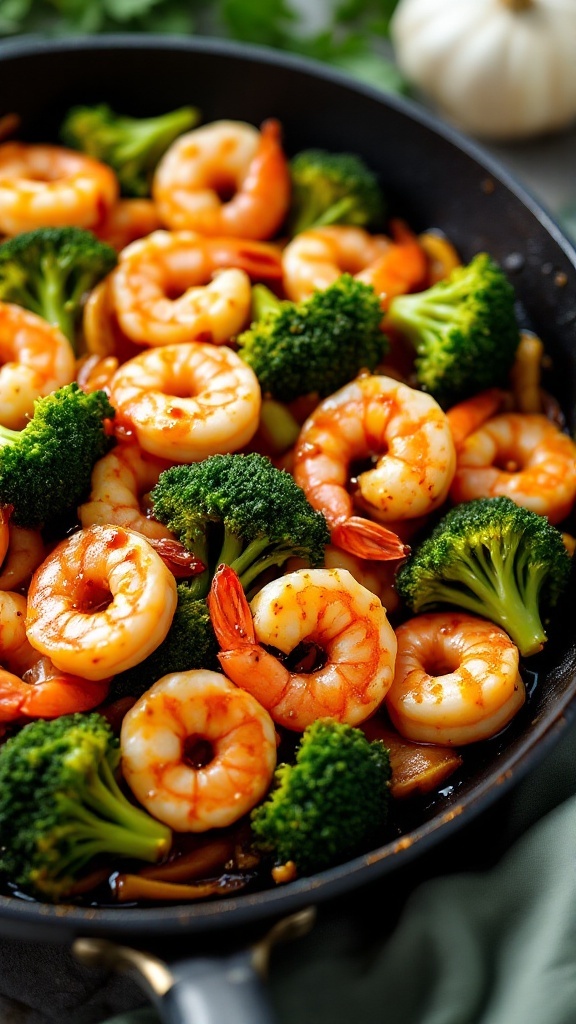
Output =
[
  {"x1": 94, "y1": 198, "x2": 163, "y2": 251},
  {"x1": 109, "y1": 229, "x2": 282, "y2": 346},
  {"x1": 322, "y1": 544, "x2": 401, "y2": 615},
  {"x1": 445, "y1": 388, "x2": 508, "y2": 450},
  {"x1": 107, "y1": 342, "x2": 261, "y2": 462},
  {"x1": 281, "y1": 224, "x2": 392, "y2": 302},
  {"x1": 0, "y1": 141, "x2": 118, "y2": 235},
  {"x1": 81, "y1": 276, "x2": 142, "y2": 365},
  {"x1": 209, "y1": 564, "x2": 398, "y2": 732},
  {"x1": 0, "y1": 301, "x2": 76, "y2": 428},
  {"x1": 0, "y1": 589, "x2": 109, "y2": 720},
  {"x1": 0, "y1": 524, "x2": 45, "y2": 591},
  {"x1": 0, "y1": 659, "x2": 111, "y2": 722},
  {"x1": 386, "y1": 611, "x2": 525, "y2": 746},
  {"x1": 153, "y1": 118, "x2": 291, "y2": 239},
  {"x1": 449, "y1": 411, "x2": 576, "y2": 524},
  {"x1": 355, "y1": 219, "x2": 428, "y2": 308},
  {"x1": 78, "y1": 443, "x2": 175, "y2": 541},
  {"x1": 293, "y1": 373, "x2": 455, "y2": 559},
  {"x1": 120, "y1": 668, "x2": 277, "y2": 832},
  {"x1": 26, "y1": 524, "x2": 178, "y2": 681}
]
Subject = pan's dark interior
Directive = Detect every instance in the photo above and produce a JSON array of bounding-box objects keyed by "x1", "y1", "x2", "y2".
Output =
[{"x1": 0, "y1": 35, "x2": 575, "y2": 943}]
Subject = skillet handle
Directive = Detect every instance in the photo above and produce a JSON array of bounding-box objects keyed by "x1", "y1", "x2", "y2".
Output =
[
  {"x1": 74, "y1": 907, "x2": 316, "y2": 1024},
  {"x1": 157, "y1": 949, "x2": 277, "y2": 1024}
]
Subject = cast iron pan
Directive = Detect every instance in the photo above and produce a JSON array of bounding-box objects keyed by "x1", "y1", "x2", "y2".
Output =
[{"x1": 0, "y1": 34, "x2": 575, "y2": 1024}]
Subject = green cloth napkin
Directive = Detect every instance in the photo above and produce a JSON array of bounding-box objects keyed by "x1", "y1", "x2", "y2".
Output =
[{"x1": 93, "y1": 713, "x2": 576, "y2": 1024}]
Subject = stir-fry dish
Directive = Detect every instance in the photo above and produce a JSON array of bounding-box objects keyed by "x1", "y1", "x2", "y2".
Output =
[{"x1": 0, "y1": 103, "x2": 573, "y2": 906}]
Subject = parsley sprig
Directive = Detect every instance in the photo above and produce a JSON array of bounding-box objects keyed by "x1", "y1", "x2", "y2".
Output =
[{"x1": 0, "y1": 0, "x2": 407, "y2": 95}]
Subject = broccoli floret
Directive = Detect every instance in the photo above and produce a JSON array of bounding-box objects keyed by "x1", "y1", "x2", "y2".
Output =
[
  {"x1": 395, "y1": 496, "x2": 572, "y2": 658},
  {"x1": 150, "y1": 452, "x2": 330, "y2": 595},
  {"x1": 250, "y1": 719, "x2": 391, "y2": 875},
  {"x1": 110, "y1": 583, "x2": 219, "y2": 700},
  {"x1": 60, "y1": 103, "x2": 200, "y2": 197},
  {"x1": 0, "y1": 227, "x2": 117, "y2": 352},
  {"x1": 0, "y1": 382, "x2": 115, "y2": 529},
  {"x1": 288, "y1": 148, "x2": 385, "y2": 235},
  {"x1": 0, "y1": 712, "x2": 172, "y2": 901},
  {"x1": 236, "y1": 275, "x2": 388, "y2": 404},
  {"x1": 386, "y1": 253, "x2": 520, "y2": 408}
]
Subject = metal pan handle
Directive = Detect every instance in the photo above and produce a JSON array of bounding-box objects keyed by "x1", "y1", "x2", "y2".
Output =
[{"x1": 74, "y1": 907, "x2": 316, "y2": 1024}]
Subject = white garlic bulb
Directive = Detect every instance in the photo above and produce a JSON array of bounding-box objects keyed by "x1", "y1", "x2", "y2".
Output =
[{"x1": 390, "y1": 0, "x2": 576, "y2": 140}]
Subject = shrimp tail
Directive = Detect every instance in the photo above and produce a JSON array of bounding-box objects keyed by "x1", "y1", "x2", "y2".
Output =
[
  {"x1": 148, "y1": 537, "x2": 206, "y2": 579},
  {"x1": 331, "y1": 516, "x2": 410, "y2": 562},
  {"x1": 361, "y1": 218, "x2": 428, "y2": 309},
  {"x1": 446, "y1": 387, "x2": 508, "y2": 448},
  {"x1": 208, "y1": 564, "x2": 256, "y2": 649}
]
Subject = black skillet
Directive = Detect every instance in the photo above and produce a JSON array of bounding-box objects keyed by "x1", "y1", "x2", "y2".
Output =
[{"x1": 0, "y1": 34, "x2": 575, "y2": 1024}]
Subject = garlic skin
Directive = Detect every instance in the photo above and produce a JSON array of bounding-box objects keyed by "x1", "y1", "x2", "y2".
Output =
[{"x1": 390, "y1": 0, "x2": 576, "y2": 140}]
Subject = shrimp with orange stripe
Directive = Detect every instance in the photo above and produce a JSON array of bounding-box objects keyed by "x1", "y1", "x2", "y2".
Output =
[
  {"x1": 152, "y1": 118, "x2": 291, "y2": 240},
  {"x1": 447, "y1": 390, "x2": 576, "y2": 524},
  {"x1": 109, "y1": 228, "x2": 283, "y2": 347},
  {"x1": 209, "y1": 564, "x2": 398, "y2": 732},
  {"x1": 0, "y1": 301, "x2": 76, "y2": 428},
  {"x1": 0, "y1": 590, "x2": 110, "y2": 722},
  {"x1": 0, "y1": 141, "x2": 118, "y2": 236},
  {"x1": 385, "y1": 611, "x2": 525, "y2": 746},
  {"x1": 292, "y1": 373, "x2": 456, "y2": 560}
]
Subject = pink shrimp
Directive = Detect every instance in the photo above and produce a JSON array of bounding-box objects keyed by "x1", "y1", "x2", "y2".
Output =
[
  {"x1": 208, "y1": 564, "x2": 398, "y2": 732},
  {"x1": 152, "y1": 118, "x2": 291, "y2": 239},
  {"x1": 293, "y1": 373, "x2": 456, "y2": 560},
  {"x1": 0, "y1": 141, "x2": 118, "y2": 235}
]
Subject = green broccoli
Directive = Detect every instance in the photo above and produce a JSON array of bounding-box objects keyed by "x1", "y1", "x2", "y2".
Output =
[
  {"x1": 60, "y1": 103, "x2": 200, "y2": 197},
  {"x1": 236, "y1": 275, "x2": 388, "y2": 404},
  {"x1": 150, "y1": 452, "x2": 330, "y2": 596},
  {"x1": 0, "y1": 382, "x2": 115, "y2": 529},
  {"x1": 0, "y1": 227, "x2": 117, "y2": 352},
  {"x1": 386, "y1": 252, "x2": 520, "y2": 408},
  {"x1": 0, "y1": 712, "x2": 172, "y2": 901},
  {"x1": 288, "y1": 148, "x2": 385, "y2": 236},
  {"x1": 395, "y1": 496, "x2": 572, "y2": 658},
  {"x1": 250, "y1": 719, "x2": 391, "y2": 875},
  {"x1": 110, "y1": 582, "x2": 219, "y2": 700}
]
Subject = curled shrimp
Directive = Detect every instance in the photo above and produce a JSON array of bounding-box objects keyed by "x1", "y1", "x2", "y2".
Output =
[
  {"x1": 0, "y1": 141, "x2": 118, "y2": 235},
  {"x1": 25, "y1": 524, "x2": 178, "y2": 681},
  {"x1": 293, "y1": 373, "x2": 456, "y2": 559},
  {"x1": 152, "y1": 118, "x2": 291, "y2": 240},
  {"x1": 120, "y1": 668, "x2": 278, "y2": 832},
  {"x1": 385, "y1": 612, "x2": 526, "y2": 746},
  {"x1": 0, "y1": 523, "x2": 45, "y2": 591},
  {"x1": 0, "y1": 301, "x2": 76, "y2": 428},
  {"x1": 449, "y1": 404, "x2": 576, "y2": 524},
  {"x1": 0, "y1": 590, "x2": 109, "y2": 721},
  {"x1": 281, "y1": 225, "x2": 392, "y2": 302},
  {"x1": 209, "y1": 564, "x2": 398, "y2": 732},
  {"x1": 107, "y1": 342, "x2": 261, "y2": 462},
  {"x1": 78, "y1": 443, "x2": 175, "y2": 541},
  {"x1": 109, "y1": 229, "x2": 282, "y2": 346}
]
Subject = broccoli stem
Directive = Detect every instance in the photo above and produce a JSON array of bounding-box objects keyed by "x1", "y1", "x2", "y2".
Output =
[
  {"x1": 433, "y1": 544, "x2": 547, "y2": 656},
  {"x1": 36, "y1": 255, "x2": 76, "y2": 344},
  {"x1": 308, "y1": 195, "x2": 357, "y2": 229},
  {"x1": 251, "y1": 283, "x2": 282, "y2": 320},
  {"x1": 55, "y1": 796, "x2": 169, "y2": 870},
  {"x1": 217, "y1": 528, "x2": 246, "y2": 569}
]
